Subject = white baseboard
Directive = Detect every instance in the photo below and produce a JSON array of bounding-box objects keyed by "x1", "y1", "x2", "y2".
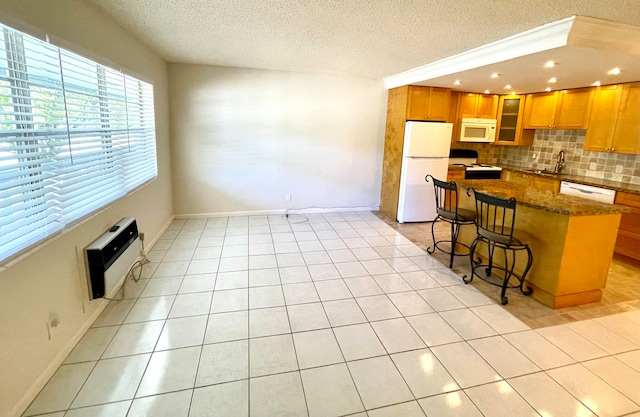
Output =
[
  {"x1": 174, "y1": 206, "x2": 380, "y2": 219},
  {"x1": 142, "y1": 215, "x2": 175, "y2": 254},
  {"x1": 11, "y1": 299, "x2": 108, "y2": 417}
]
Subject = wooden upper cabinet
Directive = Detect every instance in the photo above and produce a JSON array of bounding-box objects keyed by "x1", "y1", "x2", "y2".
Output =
[
  {"x1": 458, "y1": 93, "x2": 477, "y2": 118},
  {"x1": 406, "y1": 86, "x2": 451, "y2": 121},
  {"x1": 476, "y1": 94, "x2": 499, "y2": 118},
  {"x1": 554, "y1": 88, "x2": 594, "y2": 129},
  {"x1": 458, "y1": 93, "x2": 498, "y2": 119},
  {"x1": 494, "y1": 95, "x2": 534, "y2": 146},
  {"x1": 406, "y1": 87, "x2": 429, "y2": 120},
  {"x1": 523, "y1": 88, "x2": 593, "y2": 129},
  {"x1": 584, "y1": 85, "x2": 622, "y2": 152},
  {"x1": 612, "y1": 83, "x2": 640, "y2": 154},
  {"x1": 585, "y1": 83, "x2": 640, "y2": 154},
  {"x1": 523, "y1": 92, "x2": 557, "y2": 128}
]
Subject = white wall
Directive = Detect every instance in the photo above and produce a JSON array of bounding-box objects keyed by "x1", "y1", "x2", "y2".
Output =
[
  {"x1": 168, "y1": 64, "x2": 387, "y2": 215},
  {"x1": 0, "y1": 1, "x2": 173, "y2": 415}
]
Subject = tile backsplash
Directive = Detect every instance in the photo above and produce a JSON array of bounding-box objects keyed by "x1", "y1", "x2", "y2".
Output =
[{"x1": 457, "y1": 130, "x2": 640, "y2": 185}]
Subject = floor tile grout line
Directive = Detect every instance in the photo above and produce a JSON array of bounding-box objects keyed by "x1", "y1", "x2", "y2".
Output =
[
  {"x1": 541, "y1": 363, "x2": 622, "y2": 416},
  {"x1": 34, "y1": 213, "x2": 640, "y2": 415},
  {"x1": 311, "y1": 224, "x2": 369, "y2": 415}
]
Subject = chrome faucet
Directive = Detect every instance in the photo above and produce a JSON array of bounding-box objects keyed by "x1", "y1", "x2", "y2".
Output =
[{"x1": 554, "y1": 150, "x2": 565, "y2": 174}]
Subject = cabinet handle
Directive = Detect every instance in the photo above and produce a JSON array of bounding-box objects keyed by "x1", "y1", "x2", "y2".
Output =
[{"x1": 611, "y1": 148, "x2": 615, "y2": 152}]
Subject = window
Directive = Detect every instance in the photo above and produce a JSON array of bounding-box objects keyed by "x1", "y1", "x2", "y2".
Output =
[{"x1": 0, "y1": 23, "x2": 157, "y2": 263}]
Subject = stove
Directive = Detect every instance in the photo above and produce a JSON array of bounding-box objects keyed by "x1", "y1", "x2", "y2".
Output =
[{"x1": 450, "y1": 149, "x2": 503, "y2": 180}]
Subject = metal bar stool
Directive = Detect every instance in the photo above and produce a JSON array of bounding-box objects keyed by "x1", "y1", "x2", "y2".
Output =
[
  {"x1": 425, "y1": 175, "x2": 476, "y2": 268},
  {"x1": 463, "y1": 189, "x2": 533, "y2": 305}
]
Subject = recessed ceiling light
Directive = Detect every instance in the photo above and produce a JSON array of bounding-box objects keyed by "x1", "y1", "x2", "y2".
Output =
[
  {"x1": 490, "y1": 73, "x2": 501, "y2": 78},
  {"x1": 484, "y1": 90, "x2": 490, "y2": 94},
  {"x1": 505, "y1": 84, "x2": 512, "y2": 89},
  {"x1": 544, "y1": 61, "x2": 556, "y2": 68},
  {"x1": 608, "y1": 67, "x2": 621, "y2": 75},
  {"x1": 454, "y1": 80, "x2": 461, "y2": 85},
  {"x1": 549, "y1": 77, "x2": 557, "y2": 83},
  {"x1": 593, "y1": 81, "x2": 601, "y2": 86},
  {"x1": 545, "y1": 87, "x2": 551, "y2": 92}
]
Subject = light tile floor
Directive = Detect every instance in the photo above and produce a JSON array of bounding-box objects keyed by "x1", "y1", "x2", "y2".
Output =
[
  {"x1": 24, "y1": 212, "x2": 640, "y2": 417},
  {"x1": 380, "y1": 213, "x2": 640, "y2": 328}
]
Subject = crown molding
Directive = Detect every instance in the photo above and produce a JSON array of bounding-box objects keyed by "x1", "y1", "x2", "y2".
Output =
[{"x1": 384, "y1": 16, "x2": 578, "y2": 89}]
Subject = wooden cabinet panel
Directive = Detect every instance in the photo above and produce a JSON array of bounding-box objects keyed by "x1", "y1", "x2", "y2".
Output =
[
  {"x1": 554, "y1": 88, "x2": 593, "y2": 129},
  {"x1": 616, "y1": 192, "x2": 640, "y2": 234},
  {"x1": 503, "y1": 171, "x2": 531, "y2": 186},
  {"x1": 380, "y1": 86, "x2": 410, "y2": 220},
  {"x1": 523, "y1": 89, "x2": 593, "y2": 129},
  {"x1": 523, "y1": 92, "x2": 557, "y2": 128},
  {"x1": 406, "y1": 86, "x2": 430, "y2": 120},
  {"x1": 612, "y1": 82, "x2": 640, "y2": 154},
  {"x1": 615, "y1": 229, "x2": 640, "y2": 260},
  {"x1": 448, "y1": 92, "x2": 461, "y2": 145},
  {"x1": 614, "y1": 191, "x2": 640, "y2": 261},
  {"x1": 447, "y1": 168, "x2": 465, "y2": 182},
  {"x1": 458, "y1": 94, "x2": 477, "y2": 118},
  {"x1": 585, "y1": 83, "x2": 640, "y2": 155},
  {"x1": 476, "y1": 94, "x2": 499, "y2": 118},
  {"x1": 457, "y1": 93, "x2": 498, "y2": 119},
  {"x1": 494, "y1": 95, "x2": 534, "y2": 146},
  {"x1": 585, "y1": 85, "x2": 623, "y2": 152},
  {"x1": 428, "y1": 88, "x2": 452, "y2": 121},
  {"x1": 406, "y1": 86, "x2": 450, "y2": 121},
  {"x1": 530, "y1": 176, "x2": 560, "y2": 194}
]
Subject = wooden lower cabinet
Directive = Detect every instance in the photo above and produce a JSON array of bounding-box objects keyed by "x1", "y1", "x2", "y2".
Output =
[
  {"x1": 447, "y1": 167, "x2": 465, "y2": 182},
  {"x1": 614, "y1": 191, "x2": 640, "y2": 260},
  {"x1": 502, "y1": 171, "x2": 531, "y2": 186},
  {"x1": 530, "y1": 176, "x2": 560, "y2": 194}
]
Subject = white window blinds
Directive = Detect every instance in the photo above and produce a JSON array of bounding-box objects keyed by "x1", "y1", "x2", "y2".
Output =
[{"x1": 0, "y1": 23, "x2": 157, "y2": 263}]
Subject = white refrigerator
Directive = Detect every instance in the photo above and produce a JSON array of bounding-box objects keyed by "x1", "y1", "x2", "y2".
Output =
[{"x1": 397, "y1": 121, "x2": 453, "y2": 223}]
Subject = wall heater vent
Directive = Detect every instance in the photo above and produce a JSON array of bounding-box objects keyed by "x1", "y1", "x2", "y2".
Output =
[{"x1": 85, "y1": 217, "x2": 140, "y2": 299}]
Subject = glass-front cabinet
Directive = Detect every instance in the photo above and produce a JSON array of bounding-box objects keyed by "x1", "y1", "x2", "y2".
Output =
[{"x1": 494, "y1": 95, "x2": 534, "y2": 146}]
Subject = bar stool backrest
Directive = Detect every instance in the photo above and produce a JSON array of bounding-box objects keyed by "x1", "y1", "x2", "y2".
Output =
[
  {"x1": 426, "y1": 175, "x2": 460, "y2": 220},
  {"x1": 472, "y1": 190, "x2": 517, "y2": 245}
]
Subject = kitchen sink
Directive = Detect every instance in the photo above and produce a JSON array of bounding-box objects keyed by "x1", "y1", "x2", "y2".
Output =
[{"x1": 526, "y1": 169, "x2": 560, "y2": 176}]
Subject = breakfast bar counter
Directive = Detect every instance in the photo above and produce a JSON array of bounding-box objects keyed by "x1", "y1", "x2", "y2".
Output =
[{"x1": 455, "y1": 180, "x2": 628, "y2": 308}]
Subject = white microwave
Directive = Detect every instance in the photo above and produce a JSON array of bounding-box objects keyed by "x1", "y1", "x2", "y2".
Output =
[{"x1": 459, "y1": 118, "x2": 497, "y2": 142}]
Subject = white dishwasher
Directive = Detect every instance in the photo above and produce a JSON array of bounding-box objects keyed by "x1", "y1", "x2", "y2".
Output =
[{"x1": 559, "y1": 181, "x2": 616, "y2": 204}]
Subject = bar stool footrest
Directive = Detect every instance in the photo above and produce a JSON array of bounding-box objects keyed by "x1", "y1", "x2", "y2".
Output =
[{"x1": 428, "y1": 240, "x2": 471, "y2": 258}]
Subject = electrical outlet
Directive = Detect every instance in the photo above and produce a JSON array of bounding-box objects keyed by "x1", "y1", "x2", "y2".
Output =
[
  {"x1": 47, "y1": 312, "x2": 61, "y2": 340},
  {"x1": 286, "y1": 194, "x2": 291, "y2": 202},
  {"x1": 615, "y1": 165, "x2": 623, "y2": 174},
  {"x1": 589, "y1": 162, "x2": 597, "y2": 170},
  {"x1": 532, "y1": 154, "x2": 537, "y2": 160}
]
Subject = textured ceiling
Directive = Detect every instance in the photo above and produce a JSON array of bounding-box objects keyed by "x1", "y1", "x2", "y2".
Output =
[{"x1": 85, "y1": 0, "x2": 640, "y2": 83}]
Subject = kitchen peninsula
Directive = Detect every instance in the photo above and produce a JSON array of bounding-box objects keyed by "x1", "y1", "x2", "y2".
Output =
[{"x1": 455, "y1": 179, "x2": 629, "y2": 309}]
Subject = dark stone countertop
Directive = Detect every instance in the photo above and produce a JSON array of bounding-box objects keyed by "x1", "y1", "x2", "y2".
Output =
[
  {"x1": 500, "y1": 165, "x2": 640, "y2": 196},
  {"x1": 455, "y1": 179, "x2": 631, "y2": 216}
]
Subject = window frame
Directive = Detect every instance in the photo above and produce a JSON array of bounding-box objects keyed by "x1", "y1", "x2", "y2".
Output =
[{"x1": 0, "y1": 22, "x2": 158, "y2": 266}]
